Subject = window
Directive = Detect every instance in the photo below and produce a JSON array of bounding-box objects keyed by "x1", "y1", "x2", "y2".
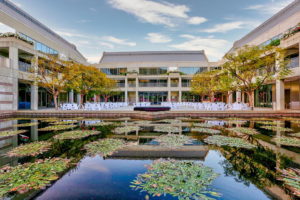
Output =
[
  {"x1": 179, "y1": 67, "x2": 207, "y2": 75},
  {"x1": 139, "y1": 67, "x2": 167, "y2": 75},
  {"x1": 101, "y1": 68, "x2": 127, "y2": 75}
]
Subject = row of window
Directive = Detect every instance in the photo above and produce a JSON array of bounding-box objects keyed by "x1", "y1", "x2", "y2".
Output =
[
  {"x1": 115, "y1": 79, "x2": 191, "y2": 87},
  {"x1": 101, "y1": 67, "x2": 211, "y2": 75},
  {"x1": 18, "y1": 32, "x2": 59, "y2": 55}
]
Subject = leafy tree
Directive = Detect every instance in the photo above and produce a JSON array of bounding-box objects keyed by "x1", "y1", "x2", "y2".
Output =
[
  {"x1": 191, "y1": 69, "x2": 223, "y2": 102},
  {"x1": 33, "y1": 56, "x2": 71, "y2": 109},
  {"x1": 67, "y1": 64, "x2": 106, "y2": 105},
  {"x1": 97, "y1": 77, "x2": 119, "y2": 102},
  {"x1": 221, "y1": 45, "x2": 290, "y2": 109}
]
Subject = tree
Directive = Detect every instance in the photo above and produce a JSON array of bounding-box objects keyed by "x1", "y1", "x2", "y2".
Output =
[
  {"x1": 191, "y1": 70, "x2": 221, "y2": 102},
  {"x1": 67, "y1": 64, "x2": 106, "y2": 105},
  {"x1": 221, "y1": 45, "x2": 291, "y2": 109},
  {"x1": 97, "y1": 77, "x2": 118, "y2": 102},
  {"x1": 33, "y1": 55, "x2": 71, "y2": 110}
]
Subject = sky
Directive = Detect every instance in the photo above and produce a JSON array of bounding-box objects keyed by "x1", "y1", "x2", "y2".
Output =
[{"x1": 0, "y1": 0, "x2": 294, "y2": 63}]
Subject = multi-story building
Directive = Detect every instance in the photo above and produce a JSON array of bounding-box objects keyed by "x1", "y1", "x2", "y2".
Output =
[
  {"x1": 229, "y1": 0, "x2": 300, "y2": 110},
  {"x1": 0, "y1": 0, "x2": 86, "y2": 111},
  {"x1": 96, "y1": 51, "x2": 221, "y2": 105}
]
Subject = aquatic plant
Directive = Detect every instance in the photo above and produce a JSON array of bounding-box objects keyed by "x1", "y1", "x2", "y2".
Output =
[
  {"x1": 39, "y1": 118, "x2": 59, "y2": 122},
  {"x1": 0, "y1": 158, "x2": 70, "y2": 197},
  {"x1": 85, "y1": 122, "x2": 113, "y2": 126},
  {"x1": 38, "y1": 125, "x2": 77, "y2": 131},
  {"x1": 114, "y1": 126, "x2": 139, "y2": 134},
  {"x1": 260, "y1": 126, "x2": 293, "y2": 132},
  {"x1": 131, "y1": 159, "x2": 220, "y2": 200},
  {"x1": 277, "y1": 168, "x2": 300, "y2": 197},
  {"x1": 192, "y1": 123, "x2": 215, "y2": 128},
  {"x1": 54, "y1": 130, "x2": 100, "y2": 140},
  {"x1": 84, "y1": 138, "x2": 126, "y2": 157},
  {"x1": 154, "y1": 125, "x2": 180, "y2": 133},
  {"x1": 289, "y1": 132, "x2": 300, "y2": 137},
  {"x1": 272, "y1": 137, "x2": 300, "y2": 147},
  {"x1": 175, "y1": 117, "x2": 191, "y2": 121},
  {"x1": 159, "y1": 119, "x2": 182, "y2": 124},
  {"x1": 50, "y1": 120, "x2": 78, "y2": 125},
  {"x1": 132, "y1": 120, "x2": 152, "y2": 125},
  {"x1": 6, "y1": 141, "x2": 52, "y2": 157},
  {"x1": 227, "y1": 127, "x2": 259, "y2": 135},
  {"x1": 227, "y1": 120, "x2": 247, "y2": 125},
  {"x1": 13, "y1": 122, "x2": 39, "y2": 127},
  {"x1": 256, "y1": 121, "x2": 283, "y2": 126},
  {"x1": 192, "y1": 128, "x2": 221, "y2": 134},
  {"x1": 204, "y1": 135, "x2": 256, "y2": 149},
  {"x1": 154, "y1": 134, "x2": 192, "y2": 147},
  {"x1": 0, "y1": 130, "x2": 27, "y2": 138}
]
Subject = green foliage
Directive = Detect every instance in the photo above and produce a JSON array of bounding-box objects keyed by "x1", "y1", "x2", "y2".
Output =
[
  {"x1": 204, "y1": 135, "x2": 256, "y2": 149},
  {"x1": 131, "y1": 159, "x2": 220, "y2": 200},
  {"x1": 0, "y1": 130, "x2": 27, "y2": 138},
  {"x1": 228, "y1": 127, "x2": 259, "y2": 135},
  {"x1": 6, "y1": 141, "x2": 52, "y2": 157},
  {"x1": 260, "y1": 126, "x2": 293, "y2": 132},
  {"x1": 54, "y1": 130, "x2": 100, "y2": 140},
  {"x1": 256, "y1": 121, "x2": 284, "y2": 126},
  {"x1": 38, "y1": 125, "x2": 77, "y2": 131},
  {"x1": 114, "y1": 126, "x2": 139, "y2": 134},
  {"x1": 50, "y1": 120, "x2": 78, "y2": 125},
  {"x1": 289, "y1": 132, "x2": 300, "y2": 138},
  {"x1": 273, "y1": 137, "x2": 300, "y2": 147},
  {"x1": 84, "y1": 138, "x2": 126, "y2": 157},
  {"x1": 154, "y1": 125, "x2": 180, "y2": 133},
  {"x1": 0, "y1": 158, "x2": 70, "y2": 197},
  {"x1": 85, "y1": 122, "x2": 114, "y2": 126},
  {"x1": 277, "y1": 168, "x2": 300, "y2": 197},
  {"x1": 154, "y1": 134, "x2": 192, "y2": 147},
  {"x1": 192, "y1": 123, "x2": 215, "y2": 128},
  {"x1": 192, "y1": 128, "x2": 221, "y2": 134},
  {"x1": 159, "y1": 119, "x2": 181, "y2": 124},
  {"x1": 13, "y1": 122, "x2": 39, "y2": 127}
]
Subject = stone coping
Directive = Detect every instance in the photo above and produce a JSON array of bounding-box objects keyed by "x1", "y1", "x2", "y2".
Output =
[{"x1": 0, "y1": 110, "x2": 298, "y2": 120}]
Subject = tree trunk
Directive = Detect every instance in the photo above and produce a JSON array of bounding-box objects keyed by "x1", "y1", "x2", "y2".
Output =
[
  {"x1": 53, "y1": 94, "x2": 58, "y2": 110},
  {"x1": 247, "y1": 91, "x2": 255, "y2": 110},
  {"x1": 104, "y1": 95, "x2": 109, "y2": 102},
  {"x1": 210, "y1": 92, "x2": 215, "y2": 102},
  {"x1": 80, "y1": 94, "x2": 85, "y2": 105}
]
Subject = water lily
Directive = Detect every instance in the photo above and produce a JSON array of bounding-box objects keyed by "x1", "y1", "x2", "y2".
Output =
[
  {"x1": 54, "y1": 130, "x2": 100, "y2": 140},
  {"x1": 6, "y1": 141, "x2": 52, "y2": 157},
  {"x1": 0, "y1": 130, "x2": 27, "y2": 138},
  {"x1": 114, "y1": 126, "x2": 139, "y2": 134},
  {"x1": 38, "y1": 125, "x2": 77, "y2": 131},
  {"x1": 154, "y1": 134, "x2": 193, "y2": 147},
  {"x1": 154, "y1": 125, "x2": 180, "y2": 133},
  {"x1": 13, "y1": 122, "x2": 39, "y2": 127},
  {"x1": 260, "y1": 126, "x2": 293, "y2": 132},
  {"x1": 84, "y1": 138, "x2": 126, "y2": 157},
  {"x1": 192, "y1": 127, "x2": 221, "y2": 134},
  {"x1": 227, "y1": 127, "x2": 259, "y2": 135},
  {"x1": 273, "y1": 136, "x2": 300, "y2": 147},
  {"x1": 204, "y1": 135, "x2": 256, "y2": 149}
]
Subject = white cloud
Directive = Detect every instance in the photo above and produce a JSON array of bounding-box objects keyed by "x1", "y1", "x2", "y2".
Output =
[
  {"x1": 170, "y1": 34, "x2": 230, "y2": 61},
  {"x1": 0, "y1": 23, "x2": 15, "y2": 33},
  {"x1": 187, "y1": 17, "x2": 207, "y2": 25},
  {"x1": 146, "y1": 33, "x2": 172, "y2": 43},
  {"x1": 102, "y1": 36, "x2": 136, "y2": 46},
  {"x1": 246, "y1": 0, "x2": 293, "y2": 15},
  {"x1": 107, "y1": 0, "x2": 206, "y2": 27},
  {"x1": 86, "y1": 55, "x2": 102, "y2": 64},
  {"x1": 99, "y1": 42, "x2": 115, "y2": 49},
  {"x1": 55, "y1": 30, "x2": 87, "y2": 38},
  {"x1": 200, "y1": 21, "x2": 245, "y2": 33}
]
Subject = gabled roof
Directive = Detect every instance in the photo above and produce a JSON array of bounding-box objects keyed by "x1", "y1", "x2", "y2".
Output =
[{"x1": 99, "y1": 51, "x2": 209, "y2": 63}]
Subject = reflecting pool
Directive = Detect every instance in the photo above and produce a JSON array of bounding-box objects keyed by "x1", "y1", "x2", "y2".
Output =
[{"x1": 0, "y1": 117, "x2": 299, "y2": 200}]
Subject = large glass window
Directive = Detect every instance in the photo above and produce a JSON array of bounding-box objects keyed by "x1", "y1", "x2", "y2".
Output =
[
  {"x1": 178, "y1": 67, "x2": 207, "y2": 75},
  {"x1": 101, "y1": 68, "x2": 127, "y2": 75},
  {"x1": 139, "y1": 67, "x2": 167, "y2": 75},
  {"x1": 139, "y1": 79, "x2": 167, "y2": 87},
  {"x1": 254, "y1": 85, "x2": 273, "y2": 108},
  {"x1": 181, "y1": 79, "x2": 191, "y2": 87}
]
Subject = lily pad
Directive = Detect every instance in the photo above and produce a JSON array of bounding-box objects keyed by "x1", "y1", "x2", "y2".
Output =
[
  {"x1": 256, "y1": 121, "x2": 283, "y2": 126},
  {"x1": 50, "y1": 120, "x2": 78, "y2": 125},
  {"x1": 84, "y1": 138, "x2": 126, "y2": 157},
  {"x1": 260, "y1": 126, "x2": 293, "y2": 132},
  {"x1": 0, "y1": 130, "x2": 27, "y2": 138},
  {"x1": 154, "y1": 134, "x2": 192, "y2": 147},
  {"x1": 227, "y1": 127, "x2": 259, "y2": 135},
  {"x1": 277, "y1": 168, "x2": 300, "y2": 197},
  {"x1": 289, "y1": 132, "x2": 300, "y2": 138},
  {"x1": 272, "y1": 137, "x2": 300, "y2": 147},
  {"x1": 13, "y1": 122, "x2": 39, "y2": 128},
  {"x1": 131, "y1": 159, "x2": 220, "y2": 200},
  {"x1": 159, "y1": 119, "x2": 181, "y2": 124},
  {"x1": 193, "y1": 123, "x2": 215, "y2": 128},
  {"x1": 154, "y1": 126, "x2": 180, "y2": 133},
  {"x1": 39, "y1": 118, "x2": 59, "y2": 122},
  {"x1": 6, "y1": 141, "x2": 52, "y2": 157},
  {"x1": 38, "y1": 125, "x2": 77, "y2": 131},
  {"x1": 192, "y1": 128, "x2": 221, "y2": 134},
  {"x1": 114, "y1": 126, "x2": 139, "y2": 134},
  {"x1": 86, "y1": 121, "x2": 113, "y2": 126},
  {"x1": 54, "y1": 130, "x2": 100, "y2": 140},
  {"x1": 204, "y1": 135, "x2": 256, "y2": 149},
  {"x1": 0, "y1": 158, "x2": 70, "y2": 197}
]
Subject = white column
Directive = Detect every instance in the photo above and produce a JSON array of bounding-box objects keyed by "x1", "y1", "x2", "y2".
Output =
[
  {"x1": 94, "y1": 94, "x2": 97, "y2": 103},
  {"x1": 167, "y1": 77, "x2": 171, "y2": 102},
  {"x1": 179, "y1": 77, "x2": 182, "y2": 102},
  {"x1": 236, "y1": 91, "x2": 242, "y2": 103},
  {"x1": 125, "y1": 78, "x2": 128, "y2": 103},
  {"x1": 135, "y1": 77, "x2": 139, "y2": 103},
  {"x1": 9, "y1": 46, "x2": 18, "y2": 110},
  {"x1": 77, "y1": 94, "x2": 81, "y2": 105},
  {"x1": 30, "y1": 84, "x2": 38, "y2": 110},
  {"x1": 228, "y1": 91, "x2": 233, "y2": 104},
  {"x1": 276, "y1": 79, "x2": 285, "y2": 110},
  {"x1": 69, "y1": 90, "x2": 74, "y2": 103},
  {"x1": 30, "y1": 119, "x2": 38, "y2": 141}
]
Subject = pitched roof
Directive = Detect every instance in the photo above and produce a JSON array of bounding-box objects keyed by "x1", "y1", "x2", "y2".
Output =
[{"x1": 99, "y1": 51, "x2": 209, "y2": 63}]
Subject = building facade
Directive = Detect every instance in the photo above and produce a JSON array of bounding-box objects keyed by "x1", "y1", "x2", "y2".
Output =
[
  {"x1": 96, "y1": 51, "x2": 220, "y2": 105},
  {"x1": 229, "y1": 0, "x2": 300, "y2": 110},
  {"x1": 0, "y1": 0, "x2": 86, "y2": 111}
]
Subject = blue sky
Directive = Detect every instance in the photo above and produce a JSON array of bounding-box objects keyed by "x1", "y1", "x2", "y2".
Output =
[{"x1": 1, "y1": 0, "x2": 294, "y2": 63}]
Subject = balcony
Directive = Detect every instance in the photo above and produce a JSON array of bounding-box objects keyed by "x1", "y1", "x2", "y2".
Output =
[
  {"x1": 19, "y1": 61, "x2": 33, "y2": 72},
  {"x1": 139, "y1": 82, "x2": 168, "y2": 87},
  {"x1": 182, "y1": 82, "x2": 191, "y2": 87},
  {"x1": 128, "y1": 83, "x2": 136, "y2": 87},
  {"x1": 117, "y1": 83, "x2": 125, "y2": 87},
  {"x1": 287, "y1": 56, "x2": 299, "y2": 69}
]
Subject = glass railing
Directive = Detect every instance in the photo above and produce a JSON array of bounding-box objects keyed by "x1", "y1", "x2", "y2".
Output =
[
  {"x1": 128, "y1": 83, "x2": 136, "y2": 87},
  {"x1": 139, "y1": 82, "x2": 168, "y2": 87},
  {"x1": 117, "y1": 83, "x2": 125, "y2": 87},
  {"x1": 171, "y1": 83, "x2": 178, "y2": 87},
  {"x1": 182, "y1": 82, "x2": 190, "y2": 87},
  {"x1": 287, "y1": 56, "x2": 299, "y2": 69},
  {"x1": 19, "y1": 61, "x2": 32, "y2": 72}
]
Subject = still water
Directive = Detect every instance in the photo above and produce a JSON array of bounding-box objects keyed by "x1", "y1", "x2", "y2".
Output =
[{"x1": 0, "y1": 117, "x2": 299, "y2": 200}]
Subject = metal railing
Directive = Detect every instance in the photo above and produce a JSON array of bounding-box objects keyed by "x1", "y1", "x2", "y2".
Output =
[
  {"x1": 139, "y1": 82, "x2": 168, "y2": 87},
  {"x1": 19, "y1": 61, "x2": 33, "y2": 72}
]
